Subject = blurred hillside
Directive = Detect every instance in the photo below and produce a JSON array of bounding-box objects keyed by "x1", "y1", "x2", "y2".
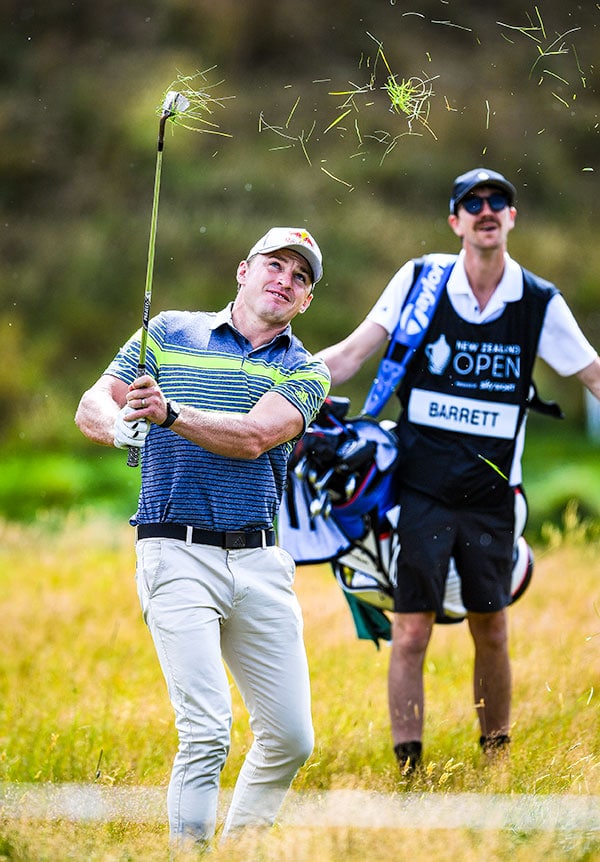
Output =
[{"x1": 2, "y1": 0, "x2": 599, "y2": 455}]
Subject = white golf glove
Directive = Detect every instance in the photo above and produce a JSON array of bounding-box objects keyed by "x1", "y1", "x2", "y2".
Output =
[{"x1": 113, "y1": 405, "x2": 150, "y2": 449}]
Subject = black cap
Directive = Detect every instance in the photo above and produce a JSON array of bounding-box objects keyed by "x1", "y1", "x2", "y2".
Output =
[{"x1": 450, "y1": 168, "x2": 517, "y2": 214}]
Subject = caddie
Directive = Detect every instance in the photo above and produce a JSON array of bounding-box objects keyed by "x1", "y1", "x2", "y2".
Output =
[{"x1": 317, "y1": 167, "x2": 600, "y2": 773}]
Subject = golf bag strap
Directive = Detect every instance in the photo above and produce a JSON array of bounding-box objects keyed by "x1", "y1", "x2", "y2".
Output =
[{"x1": 361, "y1": 256, "x2": 456, "y2": 417}]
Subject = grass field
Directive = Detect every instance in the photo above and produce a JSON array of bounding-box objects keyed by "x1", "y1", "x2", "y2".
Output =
[{"x1": 0, "y1": 512, "x2": 598, "y2": 860}]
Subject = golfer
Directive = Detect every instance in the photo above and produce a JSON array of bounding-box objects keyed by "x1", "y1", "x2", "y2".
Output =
[
  {"x1": 75, "y1": 227, "x2": 330, "y2": 847},
  {"x1": 317, "y1": 168, "x2": 600, "y2": 772}
]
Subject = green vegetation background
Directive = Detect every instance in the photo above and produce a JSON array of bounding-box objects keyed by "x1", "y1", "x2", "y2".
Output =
[{"x1": 2, "y1": 1, "x2": 600, "y2": 531}]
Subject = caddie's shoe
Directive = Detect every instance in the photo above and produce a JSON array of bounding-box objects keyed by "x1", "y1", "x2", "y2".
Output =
[
  {"x1": 479, "y1": 733, "x2": 511, "y2": 759},
  {"x1": 394, "y1": 740, "x2": 422, "y2": 775}
]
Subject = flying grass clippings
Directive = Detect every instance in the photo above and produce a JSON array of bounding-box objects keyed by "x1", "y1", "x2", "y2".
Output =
[
  {"x1": 258, "y1": 99, "x2": 316, "y2": 166},
  {"x1": 258, "y1": 31, "x2": 439, "y2": 185},
  {"x1": 159, "y1": 69, "x2": 235, "y2": 138},
  {"x1": 497, "y1": 6, "x2": 585, "y2": 106},
  {"x1": 257, "y1": 7, "x2": 593, "y2": 188},
  {"x1": 327, "y1": 32, "x2": 439, "y2": 162}
]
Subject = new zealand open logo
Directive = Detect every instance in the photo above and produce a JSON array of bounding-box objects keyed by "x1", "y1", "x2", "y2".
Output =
[{"x1": 424, "y1": 334, "x2": 451, "y2": 375}]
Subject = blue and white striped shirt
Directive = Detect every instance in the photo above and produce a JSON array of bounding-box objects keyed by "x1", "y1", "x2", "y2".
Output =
[{"x1": 105, "y1": 304, "x2": 330, "y2": 529}]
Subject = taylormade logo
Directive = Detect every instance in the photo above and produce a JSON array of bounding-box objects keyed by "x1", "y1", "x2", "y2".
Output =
[{"x1": 400, "y1": 261, "x2": 447, "y2": 336}]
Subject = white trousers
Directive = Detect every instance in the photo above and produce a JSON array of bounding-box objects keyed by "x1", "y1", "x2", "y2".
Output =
[{"x1": 135, "y1": 538, "x2": 313, "y2": 844}]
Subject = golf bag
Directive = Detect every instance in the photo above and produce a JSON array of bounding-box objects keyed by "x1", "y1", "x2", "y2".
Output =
[{"x1": 278, "y1": 396, "x2": 534, "y2": 645}]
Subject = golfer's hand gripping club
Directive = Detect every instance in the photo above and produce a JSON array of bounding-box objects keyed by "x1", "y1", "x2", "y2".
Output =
[
  {"x1": 116, "y1": 404, "x2": 150, "y2": 451},
  {"x1": 126, "y1": 360, "x2": 149, "y2": 466}
]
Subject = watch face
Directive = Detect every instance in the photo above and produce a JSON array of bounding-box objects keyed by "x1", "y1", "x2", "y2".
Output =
[{"x1": 170, "y1": 400, "x2": 181, "y2": 415}]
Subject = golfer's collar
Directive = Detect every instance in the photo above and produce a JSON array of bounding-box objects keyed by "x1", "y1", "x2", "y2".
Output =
[
  {"x1": 210, "y1": 304, "x2": 235, "y2": 330},
  {"x1": 211, "y1": 303, "x2": 293, "y2": 344},
  {"x1": 448, "y1": 251, "x2": 523, "y2": 303}
]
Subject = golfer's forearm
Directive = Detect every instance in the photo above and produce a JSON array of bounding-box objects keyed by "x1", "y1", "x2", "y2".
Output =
[
  {"x1": 75, "y1": 391, "x2": 120, "y2": 446},
  {"x1": 170, "y1": 407, "x2": 299, "y2": 460}
]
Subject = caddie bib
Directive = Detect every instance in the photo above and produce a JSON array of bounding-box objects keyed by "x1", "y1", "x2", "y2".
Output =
[{"x1": 395, "y1": 271, "x2": 557, "y2": 507}]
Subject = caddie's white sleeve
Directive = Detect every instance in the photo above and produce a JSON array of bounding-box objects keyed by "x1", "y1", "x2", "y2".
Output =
[
  {"x1": 366, "y1": 260, "x2": 416, "y2": 336},
  {"x1": 537, "y1": 294, "x2": 598, "y2": 376}
]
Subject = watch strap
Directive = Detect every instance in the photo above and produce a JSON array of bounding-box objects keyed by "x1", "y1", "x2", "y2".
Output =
[{"x1": 160, "y1": 401, "x2": 180, "y2": 428}]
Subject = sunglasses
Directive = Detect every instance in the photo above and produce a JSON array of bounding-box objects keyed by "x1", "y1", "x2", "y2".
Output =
[{"x1": 461, "y1": 191, "x2": 510, "y2": 215}]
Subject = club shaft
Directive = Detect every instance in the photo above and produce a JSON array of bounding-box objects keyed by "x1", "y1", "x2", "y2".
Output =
[
  {"x1": 138, "y1": 146, "x2": 164, "y2": 367},
  {"x1": 127, "y1": 118, "x2": 168, "y2": 468}
]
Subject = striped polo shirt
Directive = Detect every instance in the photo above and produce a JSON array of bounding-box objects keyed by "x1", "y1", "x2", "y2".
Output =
[{"x1": 105, "y1": 304, "x2": 330, "y2": 530}]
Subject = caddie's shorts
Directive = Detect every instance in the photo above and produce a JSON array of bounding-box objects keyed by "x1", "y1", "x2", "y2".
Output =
[{"x1": 393, "y1": 485, "x2": 514, "y2": 616}]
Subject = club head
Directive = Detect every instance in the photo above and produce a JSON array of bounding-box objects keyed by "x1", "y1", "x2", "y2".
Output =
[
  {"x1": 162, "y1": 90, "x2": 190, "y2": 117},
  {"x1": 309, "y1": 491, "x2": 330, "y2": 518},
  {"x1": 313, "y1": 467, "x2": 334, "y2": 493},
  {"x1": 294, "y1": 456, "x2": 308, "y2": 481},
  {"x1": 309, "y1": 498, "x2": 322, "y2": 518},
  {"x1": 344, "y1": 475, "x2": 357, "y2": 499}
]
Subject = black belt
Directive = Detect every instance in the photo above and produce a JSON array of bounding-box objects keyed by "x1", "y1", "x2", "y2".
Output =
[{"x1": 136, "y1": 523, "x2": 276, "y2": 550}]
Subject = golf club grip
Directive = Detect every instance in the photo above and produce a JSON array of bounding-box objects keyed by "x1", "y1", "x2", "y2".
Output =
[
  {"x1": 126, "y1": 360, "x2": 147, "y2": 468},
  {"x1": 127, "y1": 446, "x2": 140, "y2": 468}
]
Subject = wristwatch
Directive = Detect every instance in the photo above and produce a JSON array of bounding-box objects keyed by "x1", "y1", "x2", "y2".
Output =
[{"x1": 160, "y1": 400, "x2": 181, "y2": 428}]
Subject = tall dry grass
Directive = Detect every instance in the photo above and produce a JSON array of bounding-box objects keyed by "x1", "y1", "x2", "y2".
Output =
[{"x1": 0, "y1": 510, "x2": 598, "y2": 859}]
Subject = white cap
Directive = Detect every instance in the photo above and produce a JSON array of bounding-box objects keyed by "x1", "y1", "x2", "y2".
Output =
[{"x1": 247, "y1": 227, "x2": 323, "y2": 284}]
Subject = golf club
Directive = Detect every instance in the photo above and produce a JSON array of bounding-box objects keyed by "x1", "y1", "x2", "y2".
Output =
[{"x1": 127, "y1": 90, "x2": 190, "y2": 467}]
